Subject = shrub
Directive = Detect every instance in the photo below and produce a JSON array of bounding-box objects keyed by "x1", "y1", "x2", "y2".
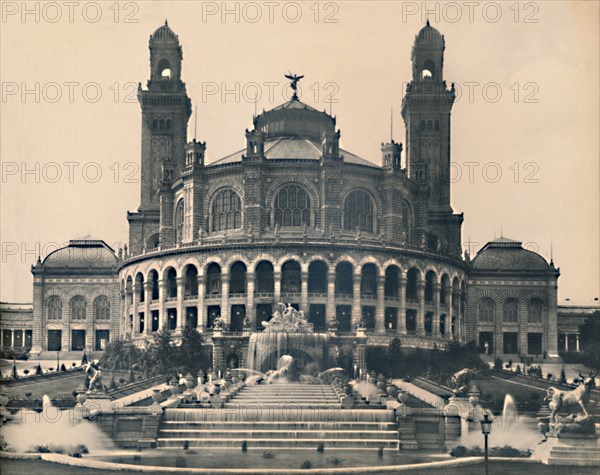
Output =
[
  {"x1": 72, "y1": 362, "x2": 77, "y2": 367},
  {"x1": 327, "y1": 457, "x2": 343, "y2": 466},
  {"x1": 23, "y1": 369, "x2": 30, "y2": 376},
  {"x1": 317, "y1": 443, "x2": 324, "y2": 452},
  {"x1": 515, "y1": 365, "x2": 522, "y2": 374},
  {"x1": 35, "y1": 364, "x2": 43, "y2": 375},
  {"x1": 301, "y1": 460, "x2": 312, "y2": 469},
  {"x1": 182, "y1": 440, "x2": 189, "y2": 450},
  {"x1": 241, "y1": 441, "x2": 248, "y2": 452},
  {"x1": 262, "y1": 451, "x2": 275, "y2": 459},
  {"x1": 377, "y1": 447, "x2": 384, "y2": 457},
  {"x1": 119, "y1": 377, "x2": 126, "y2": 384},
  {"x1": 132, "y1": 454, "x2": 141, "y2": 462},
  {"x1": 60, "y1": 363, "x2": 67, "y2": 372},
  {"x1": 493, "y1": 357, "x2": 503, "y2": 370},
  {"x1": 73, "y1": 444, "x2": 89, "y2": 454},
  {"x1": 25, "y1": 392, "x2": 32, "y2": 399}
]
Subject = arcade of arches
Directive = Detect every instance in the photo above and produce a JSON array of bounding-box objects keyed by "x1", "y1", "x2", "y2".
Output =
[{"x1": 122, "y1": 258, "x2": 466, "y2": 343}]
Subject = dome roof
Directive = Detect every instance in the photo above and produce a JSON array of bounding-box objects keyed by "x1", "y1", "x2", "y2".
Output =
[
  {"x1": 415, "y1": 20, "x2": 444, "y2": 47},
  {"x1": 472, "y1": 237, "x2": 550, "y2": 272},
  {"x1": 150, "y1": 20, "x2": 179, "y2": 43},
  {"x1": 209, "y1": 136, "x2": 377, "y2": 168},
  {"x1": 42, "y1": 240, "x2": 117, "y2": 269},
  {"x1": 254, "y1": 97, "x2": 336, "y2": 141}
]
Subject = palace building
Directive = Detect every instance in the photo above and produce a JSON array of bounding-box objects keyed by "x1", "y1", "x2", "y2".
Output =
[{"x1": 14, "y1": 21, "x2": 572, "y2": 361}]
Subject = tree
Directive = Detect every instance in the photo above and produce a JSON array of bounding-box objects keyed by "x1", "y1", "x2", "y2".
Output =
[
  {"x1": 175, "y1": 327, "x2": 210, "y2": 375},
  {"x1": 578, "y1": 316, "x2": 600, "y2": 370}
]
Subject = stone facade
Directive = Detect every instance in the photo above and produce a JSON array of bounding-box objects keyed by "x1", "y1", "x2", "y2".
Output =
[
  {"x1": 118, "y1": 22, "x2": 469, "y2": 351},
  {"x1": 10, "y1": 22, "x2": 572, "y2": 360},
  {"x1": 467, "y1": 238, "x2": 560, "y2": 357},
  {"x1": 29, "y1": 240, "x2": 120, "y2": 354}
]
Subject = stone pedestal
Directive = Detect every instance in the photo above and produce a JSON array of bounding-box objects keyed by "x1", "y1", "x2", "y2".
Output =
[{"x1": 546, "y1": 434, "x2": 600, "y2": 466}]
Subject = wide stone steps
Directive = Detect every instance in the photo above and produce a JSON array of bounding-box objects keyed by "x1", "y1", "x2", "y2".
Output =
[
  {"x1": 159, "y1": 429, "x2": 398, "y2": 439},
  {"x1": 161, "y1": 421, "x2": 397, "y2": 431},
  {"x1": 157, "y1": 438, "x2": 399, "y2": 449},
  {"x1": 157, "y1": 384, "x2": 398, "y2": 449}
]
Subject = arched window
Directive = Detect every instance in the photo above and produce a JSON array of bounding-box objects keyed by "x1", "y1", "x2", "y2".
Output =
[
  {"x1": 478, "y1": 298, "x2": 495, "y2": 323},
  {"x1": 158, "y1": 59, "x2": 171, "y2": 79},
  {"x1": 528, "y1": 299, "x2": 543, "y2": 323},
  {"x1": 175, "y1": 200, "x2": 185, "y2": 242},
  {"x1": 343, "y1": 190, "x2": 374, "y2": 233},
  {"x1": 211, "y1": 189, "x2": 242, "y2": 232},
  {"x1": 47, "y1": 296, "x2": 62, "y2": 320},
  {"x1": 274, "y1": 185, "x2": 310, "y2": 227},
  {"x1": 70, "y1": 296, "x2": 87, "y2": 321},
  {"x1": 94, "y1": 296, "x2": 111, "y2": 321},
  {"x1": 503, "y1": 299, "x2": 519, "y2": 323},
  {"x1": 422, "y1": 60, "x2": 435, "y2": 80}
]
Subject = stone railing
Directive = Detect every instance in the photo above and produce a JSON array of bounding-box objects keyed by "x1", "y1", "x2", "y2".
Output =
[{"x1": 119, "y1": 234, "x2": 465, "y2": 265}]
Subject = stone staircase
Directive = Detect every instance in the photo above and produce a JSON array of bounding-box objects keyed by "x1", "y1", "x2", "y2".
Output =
[{"x1": 157, "y1": 383, "x2": 399, "y2": 449}]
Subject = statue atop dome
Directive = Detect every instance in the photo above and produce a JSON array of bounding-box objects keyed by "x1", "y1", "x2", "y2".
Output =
[{"x1": 285, "y1": 73, "x2": 304, "y2": 100}]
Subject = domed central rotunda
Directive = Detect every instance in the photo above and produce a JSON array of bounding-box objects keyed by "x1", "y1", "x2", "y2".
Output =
[
  {"x1": 119, "y1": 21, "x2": 466, "y2": 360},
  {"x1": 88, "y1": 21, "x2": 556, "y2": 369}
]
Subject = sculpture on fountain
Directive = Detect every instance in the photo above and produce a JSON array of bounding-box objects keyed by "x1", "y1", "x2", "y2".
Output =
[
  {"x1": 449, "y1": 368, "x2": 480, "y2": 398},
  {"x1": 83, "y1": 361, "x2": 105, "y2": 394},
  {"x1": 261, "y1": 303, "x2": 313, "y2": 332},
  {"x1": 542, "y1": 372, "x2": 597, "y2": 435}
]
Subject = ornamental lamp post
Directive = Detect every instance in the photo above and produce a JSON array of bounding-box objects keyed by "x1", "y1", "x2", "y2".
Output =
[{"x1": 480, "y1": 413, "x2": 493, "y2": 475}]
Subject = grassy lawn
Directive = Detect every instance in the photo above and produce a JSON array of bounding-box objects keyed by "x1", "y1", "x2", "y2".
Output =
[
  {"x1": 1, "y1": 458, "x2": 598, "y2": 475},
  {"x1": 0, "y1": 370, "x2": 130, "y2": 400}
]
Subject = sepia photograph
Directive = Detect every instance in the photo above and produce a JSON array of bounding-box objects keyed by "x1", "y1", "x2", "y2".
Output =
[{"x1": 0, "y1": 1, "x2": 599, "y2": 473}]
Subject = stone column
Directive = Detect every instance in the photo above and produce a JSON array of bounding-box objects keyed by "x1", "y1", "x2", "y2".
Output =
[
  {"x1": 546, "y1": 279, "x2": 559, "y2": 356},
  {"x1": 31, "y1": 280, "x2": 43, "y2": 353},
  {"x1": 197, "y1": 275, "x2": 206, "y2": 331},
  {"x1": 352, "y1": 274, "x2": 361, "y2": 327},
  {"x1": 452, "y1": 290, "x2": 460, "y2": 340},
  {"x1": 144, "y1": 282, "x2": 152, "y2": 336},
  {"x1": 176, "y1": 277, "x2": 185, "y2": 333},
  {"x1": 398, "y1": 270, "x2": 406, "y2": 336},
  {"x1": 564, "y1": 334, "x2": 569, "y2": 352},
  {"x1": 221, "y1": 273, "x2": 230, "y2": 327},
  {"x1": 576, "y1": 334, "x2": 580, "y2": 352},
  {"x1": 158, "y1": 279, "x2": 167, "y2": 331},
  {"x1": 301, "y1": 271, "x2": 309, "y2": 312},
  {"x1": 376, "y1": 275, "x2": 385, "y2": 334},
  {"x1": 433, "y1": 282, "x2": 441, "y2": 339},
  {"x1": 247, "y1": 273, "x2": 256, "y2": 327},
  {"x1": 274, "y1": 271, "x2": 282, "y2": 303},
  {"x1": 326, "y1": 271, "x2": 336, "y2": 320},
  {"x1": 417, "y1": 279, "x2": 425, "y2": 336},
  {"x1": 86, "y1": 297, "x2": 93, "y2": 353},
  {"x1": 132, "y1": 283, "x2": 139, "y2": 336},
  {"x1": 444, "y1": 287, "x2": 452, "y2": 339},
  {"x1": 519, "y1": 299, "x2": 527, "y2": 355}
]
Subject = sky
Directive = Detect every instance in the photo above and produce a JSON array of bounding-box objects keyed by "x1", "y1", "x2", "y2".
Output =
[{"x1": 1, "y1": 1, "x2": 599, "y2": 304}]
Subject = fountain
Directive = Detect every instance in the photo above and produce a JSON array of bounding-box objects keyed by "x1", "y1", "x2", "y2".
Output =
[
  {"x1": 502, "y1": 394, "x2": 518, "y2": 432},
  {"x1": 1, "y1": 394, "x2": 112, "y2": 454},
  {"x1": 246, "y1": 303, "x2": 328, "y2": 373}
]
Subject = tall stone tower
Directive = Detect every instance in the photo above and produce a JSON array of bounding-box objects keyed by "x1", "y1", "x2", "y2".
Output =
[
  {"x1": 401, "y1": 21, "x2": 455, "y2": 212},
  {"x1": 129, "y1": 21, "x2": 192, "y2": 253},
  {"x1": 401, "y1": 22, "x2": 462, "y2": 255}
]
